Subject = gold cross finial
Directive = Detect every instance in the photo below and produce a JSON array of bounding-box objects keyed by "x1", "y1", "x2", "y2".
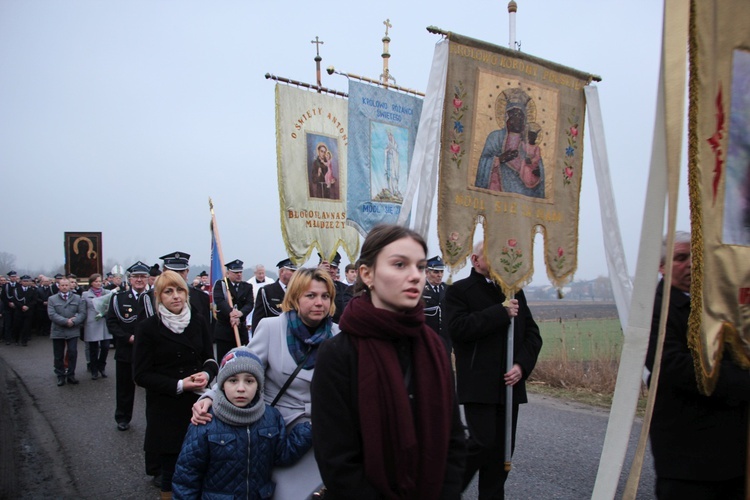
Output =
[
  {"x1": 311, "y1": 36, "x2": 324, "y2": 57},
  {"x1": 383, "y1": 19, "x2": 392, "y2": 37}
]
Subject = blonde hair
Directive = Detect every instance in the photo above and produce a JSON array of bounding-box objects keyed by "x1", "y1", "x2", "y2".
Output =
[
  {"x1": 281, "y1": 267, "x2": 336, "y2": 317},
  {"x1": 154, "y1": 270, "x2": 189, "y2": 314}
]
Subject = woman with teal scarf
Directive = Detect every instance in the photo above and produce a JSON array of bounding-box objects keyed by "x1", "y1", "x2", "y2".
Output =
[{"x1": 192, "y1": 267, "x2": 338, "y2": 498}]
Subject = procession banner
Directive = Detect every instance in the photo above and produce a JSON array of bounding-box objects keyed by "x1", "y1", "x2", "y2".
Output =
[
  {"x1": 688, "y1": 0, "x2": 750, "y2": 395},
  {"x1": 346, "y1": 80, "x2": 422, "y2": 236},
  {"x1": 64, "y1": 231, "x2": 102, "y2": 278},
  {"x1": 437, "y1": 33, "x2": 594, "y2": 293},
  {"x1": 275, "y1": 84, "x2": 360, "y2": 264}
]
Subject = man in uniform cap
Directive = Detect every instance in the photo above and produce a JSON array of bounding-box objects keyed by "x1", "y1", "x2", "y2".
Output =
[
  {"x1": 35, "y1": 276, "x2": 54, "y2": 337},
  {"x1": 51, "y1": 273, "x2": 64, "y2": 294},
  {"x1": 213, "y1": 259, "x2": 254, "y2": 361},
  {"x1": 147, "y1": 264, "x2": 160, "y2": 289},
  {"x1": 106, "y1": 261, "x2": 150, "y2": 432},
  {"x1": 318, "y1": 252, "x2": 352, "y2": 323},
  {"x1": 251, "y1": 258, "x2": 296, "y2": 332},
  {"x1": 13, "y1": 275, "x2": 38, "y2": 346},
  {"x1": 2, "y1": 271, "x2": 18, "y2": 345},
  {"x1": 197, "y1": 270, "x2": 210, "y2": 294},
  {"x1": 423, "y1": 256, "x2": 451, "y2": 353}
]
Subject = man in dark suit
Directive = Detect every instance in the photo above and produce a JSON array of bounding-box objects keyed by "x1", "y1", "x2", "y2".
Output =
[
  {"x1": 106, "y1": 261, "x2": 150, "y2": 432},
  {"x1": 251, "y1": 258, "x2": 296, "y2": 332},
  {"x1": 645, "y1": 231, "x2": 750, "y2": 499},
  {"x1": 444, "y1": 240, "x2": 542, "y2": 499},
  {"x1": 13, "y1": 275, "x2": 38, "y2": 346},
  {"x1": 423, "y1": 255, "x2": 450, "y2": 353},
  {"x1": 2, "y1": 271, "x2": 19, "y2": 345},
  {"x1": 35, "y1": 276, "x2": 54, "y2": 336},
  {"x1": 318, "y1": 252, "x2": 352, "y2": 323},
  {"x1": 213, "y1": 259, "x2": 254, "y2": 361}
]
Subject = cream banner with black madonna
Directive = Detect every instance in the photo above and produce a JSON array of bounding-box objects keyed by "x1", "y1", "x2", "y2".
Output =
[{"x1": 436, "y1": 32, "x2": 594, "y2": 295}]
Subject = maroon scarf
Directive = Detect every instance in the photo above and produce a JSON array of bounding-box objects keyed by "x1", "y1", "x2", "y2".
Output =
[{"x1": 339, "y1": 293, "x2": 453, "y2": 499}]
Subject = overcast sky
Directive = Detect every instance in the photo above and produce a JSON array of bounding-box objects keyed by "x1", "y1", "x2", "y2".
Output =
[{"x1": 0, "y1": 1, "x2": 689, "y2": 284}]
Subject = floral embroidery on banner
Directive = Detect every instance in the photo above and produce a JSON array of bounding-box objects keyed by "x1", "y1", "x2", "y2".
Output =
[
  {"x1": 553, "y1": 246, "x2": 566, "y2": 271},
  {"x1": 562, "y1": 114, "x2": 580, "y2": 186},
  {"x1": 500, "y1": 238, "x2": 523, "y2": 275},
  {"x1": 449, "y1": 82, "x2": 469, "y2": 169},
  {"x1": 445, "y1": 231, "x2": 463, "y2": 261}
]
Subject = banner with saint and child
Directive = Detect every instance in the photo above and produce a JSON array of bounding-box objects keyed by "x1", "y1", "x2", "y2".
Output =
[
  {"x1": 687, "y1": 0, "x2": 750, "y2": 395},
  {"x1": 275, "y1": 84, "x2": 360, "y2": 264},
  {"x1": 436, "y1": 32, "x2": 594, "y2": 294},
  {"x1": 346, "y1": 80, "x2": 423, "y2": 236}
]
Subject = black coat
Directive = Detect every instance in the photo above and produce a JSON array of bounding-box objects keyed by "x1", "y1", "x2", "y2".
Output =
[
  {"x1": 212, "y1": 279, "x2": 253, "y2": 344},
  {"x1": 251, "y1": 281, "x2": 285, "y2": 332},
  {"x1": 106, "y1": 290, "x2": 142, "y2": 363},
  {"x1": 311, "y1": 333, "x2": 465, "y2": 499},
  {"x1": 332, "y1": 281, "x2": 352, "y2": 324},
  {"x1": 444, "y1": 268, "x2": 542, "y2": 405},
  {"x1": 423, "y1": 282, "x2": 451, "y2": 352},
  {"x1": 645, "y1": 280, "x2": 750, "y2": 481},
  {"x1": 133, "y1": 313, "x2": 218, "y2": 454}
]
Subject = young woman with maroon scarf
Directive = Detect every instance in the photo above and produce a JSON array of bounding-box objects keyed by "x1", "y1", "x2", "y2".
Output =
[{"x1": 311, "y1": 224, "x2": 465, "y2": 499}]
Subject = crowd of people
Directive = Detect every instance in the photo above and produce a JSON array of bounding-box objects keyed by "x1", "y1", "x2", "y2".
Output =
[{"x1": 1, "y1": 225, "x2": 747, "y2": 499}]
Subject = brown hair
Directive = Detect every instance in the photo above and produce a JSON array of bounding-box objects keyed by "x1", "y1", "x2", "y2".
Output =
[
  {"x1": 281, "y1": 267, "x2": 336, "y2": 317},
  {"x1": 353, "y1": 224, "x2": 428, "y2": 295},
  {"x1": 88, "y1": 273, "x2": 102, "y2": 286}
]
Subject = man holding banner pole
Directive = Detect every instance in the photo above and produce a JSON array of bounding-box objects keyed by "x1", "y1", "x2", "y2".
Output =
[
  {"x1": 445, "y1": 240, "x2": 542, "y2": 499},
  {"x1": 213, "y1": 259, "x2": 253, "y2": 362}
]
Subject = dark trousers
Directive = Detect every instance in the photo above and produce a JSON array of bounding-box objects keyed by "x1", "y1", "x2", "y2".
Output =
[
  {"x1": 462, "y1": 402, "x2": 519, "y2": 500},
  {"x1": 655, "y1": 476, "x2": 745, "y2": 500},
  {"x1": 159, "y1": 453, "x2": 179, "y2": 492},
  {"x1": 3, "y1": 308, "x2": 15, "y2": 343},
  {"x1": 53, "y1": 337, "x2": 78, "y2": 376},
  {"x1": 114, "y1": 360, "x2": 135, "y2": 424},
  {"x1": 88, "y1": 339, "x2": 110, "y2": 374},
  {"x1": 13, "y1": 310, "x2": 33, "y2": 344},
  {"x1": 215, "y1": 338, "x2": 237, "y2": 364}
]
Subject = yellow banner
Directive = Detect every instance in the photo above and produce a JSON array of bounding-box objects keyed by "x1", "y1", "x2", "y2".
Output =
[
  {"x1": 688, "y1": 0, "x2": 750, "y2": 394},
  {"x1": 275, "y1": 85, "x2": 360, "y2": 264}
]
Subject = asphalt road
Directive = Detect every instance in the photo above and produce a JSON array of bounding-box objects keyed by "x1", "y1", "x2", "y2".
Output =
[{"x1": 0, "y1": 336, "x2": 655, "y2": 499}]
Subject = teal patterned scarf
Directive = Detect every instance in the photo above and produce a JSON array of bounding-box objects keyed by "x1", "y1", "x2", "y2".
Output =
[{"x1": 286, "y1": 310, "x2": 333, "y2": 369}]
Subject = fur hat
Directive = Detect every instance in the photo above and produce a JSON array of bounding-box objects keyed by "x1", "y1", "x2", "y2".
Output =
[{"x1": 217, "y1": 348, "x2": 265, "y2": 394}]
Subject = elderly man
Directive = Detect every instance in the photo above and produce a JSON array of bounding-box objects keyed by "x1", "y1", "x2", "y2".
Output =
[
  {"x1": 246, "y1": 264, "x2": 274, "y2": 302},
  {"x1": 47, "y1": 278, "x2": 86, "y2": 386},
  {"x1": 213, "y1": 259, "x2": 254, "y2": 361},
  {"x1": 645, "y1": 231, "x2": 750, "y2": 499},
  {"x1": 251, "y1": 258, "x2": 296, "y2": 332},
  {"x1": 106, "y1": 261, "x2": 150, "y2": 431},
  {"x1": 444, "y1": 241, "x2": 542, "y2": 499}
]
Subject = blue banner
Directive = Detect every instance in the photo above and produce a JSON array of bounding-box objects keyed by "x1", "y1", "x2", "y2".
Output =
[{"x1": 346, "y1": 81, "x2": 422, "y2": 236}]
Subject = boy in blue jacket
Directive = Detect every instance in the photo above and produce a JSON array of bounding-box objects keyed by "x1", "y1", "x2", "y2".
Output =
[{"x1": 173, "y1": 348, "x2": 312, "y2": 499}]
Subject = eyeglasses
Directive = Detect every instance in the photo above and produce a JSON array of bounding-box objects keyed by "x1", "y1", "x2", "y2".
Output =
[{"x1": 131, "y1": 275, "x2": 148, "y2": 280}]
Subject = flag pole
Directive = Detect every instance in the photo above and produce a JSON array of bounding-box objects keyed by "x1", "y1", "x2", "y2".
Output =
[
  {"x1": 503, "y1": 0, "x2": 518, "y2": 474},
  {"x1": 209, "y1": 198, "x2": 242, "y2": 348}
]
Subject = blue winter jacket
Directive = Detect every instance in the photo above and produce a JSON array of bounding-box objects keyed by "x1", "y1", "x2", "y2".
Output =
[{"x1": 173, "y1": 406, "x2": 313, "y2": 499}]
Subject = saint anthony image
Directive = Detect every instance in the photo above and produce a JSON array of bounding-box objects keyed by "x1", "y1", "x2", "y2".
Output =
[
  {"x1": 309, "y1": 142, "x2": 339, "y2": 200},
  {"x1": 474, "y1": 88, "x2": 545, "y2": 198}
]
